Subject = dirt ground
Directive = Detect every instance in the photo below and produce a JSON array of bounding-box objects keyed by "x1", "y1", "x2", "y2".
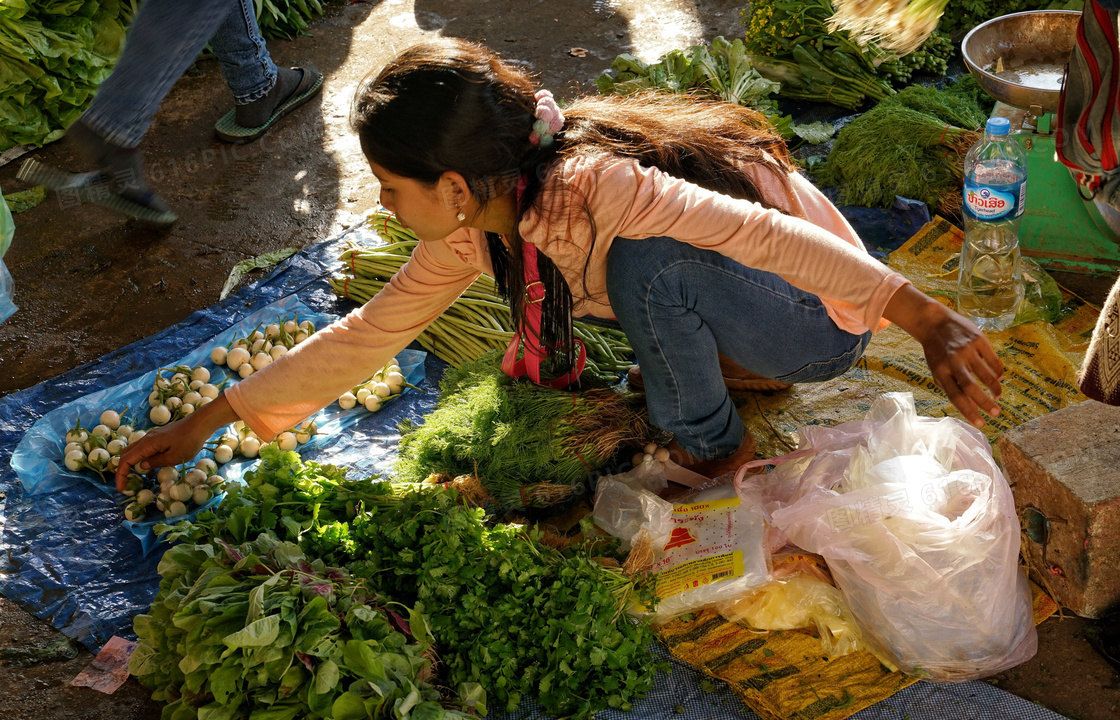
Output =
[{"x1": 1, "y1": 1, "x2": 1118, "y2": 719}]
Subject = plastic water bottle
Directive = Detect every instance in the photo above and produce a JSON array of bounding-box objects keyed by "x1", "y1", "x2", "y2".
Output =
[{"x1": 959, "y1": 116, "x2": 1026, "y2": 332}]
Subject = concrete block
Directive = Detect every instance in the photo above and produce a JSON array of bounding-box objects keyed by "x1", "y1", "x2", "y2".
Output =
[{"x1": 997, "y1": 400, "x2": 1120, "y2": 619}]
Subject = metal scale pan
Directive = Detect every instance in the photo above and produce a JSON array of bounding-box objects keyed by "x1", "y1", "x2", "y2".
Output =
[
  {"x1": 962, "y1": 10, "x2": 1120, "y2": 275},
  {"x1": 962, "y1": 9, "x2": 1078, "y2": 115}
]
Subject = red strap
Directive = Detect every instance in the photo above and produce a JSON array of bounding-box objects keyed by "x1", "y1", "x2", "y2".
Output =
[{"x1": 501, "y1": 240, "x2": 586, "y2": 388}]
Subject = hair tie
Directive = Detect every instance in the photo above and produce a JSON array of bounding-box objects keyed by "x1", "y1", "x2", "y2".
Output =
[{"x1": 530, "y1": 89, "x2": 564, "y2": 148}]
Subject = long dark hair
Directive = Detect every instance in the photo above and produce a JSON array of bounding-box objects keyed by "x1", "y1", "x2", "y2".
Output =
[{"x1": 351, "y1": 38, "x2": 794, "y2": 380}]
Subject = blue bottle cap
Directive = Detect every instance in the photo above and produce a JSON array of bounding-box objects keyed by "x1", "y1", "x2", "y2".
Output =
[{"x1": 985, "y1": 117, "x2": 1011, "y2": 136}]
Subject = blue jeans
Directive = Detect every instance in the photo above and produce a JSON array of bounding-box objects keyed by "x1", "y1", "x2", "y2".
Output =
[
  {"x1": 606, "y1": 236, "x2": 870, "y2": 460},
  {"x1": 81, "y1": 0, "x2": 277, "y2": 148}
]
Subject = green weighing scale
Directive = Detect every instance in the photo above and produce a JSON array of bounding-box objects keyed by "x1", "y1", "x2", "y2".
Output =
[{"x1": 963, "y1": 9, "x2": 1120, "y2": 276}]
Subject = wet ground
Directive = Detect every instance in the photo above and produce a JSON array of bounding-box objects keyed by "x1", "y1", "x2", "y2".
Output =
[{"x1": 1, "y1": 1, "x2": 1119, "y2": 719}]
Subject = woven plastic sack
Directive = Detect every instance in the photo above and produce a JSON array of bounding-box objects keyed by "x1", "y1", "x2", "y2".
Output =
[
  {"x1": 735, "y1": 392, "x2": 1036, "y2": 682},
  {"x1": 0, "y1": 191, "x2": 16, "y2": 324}
]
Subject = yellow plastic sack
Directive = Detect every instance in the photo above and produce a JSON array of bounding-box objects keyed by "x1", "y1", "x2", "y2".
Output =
[{"x1": 656, "y1": 583, "x2": 1057, "y2": 720}]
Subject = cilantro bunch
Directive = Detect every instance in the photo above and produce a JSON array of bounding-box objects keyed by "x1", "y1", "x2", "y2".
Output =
[
  {"x1": 349, "y1": 489, "x2": 666, "y2": 719},
  {"x1": 130, "y1": 533, "x2": 477, "y2": 720}
]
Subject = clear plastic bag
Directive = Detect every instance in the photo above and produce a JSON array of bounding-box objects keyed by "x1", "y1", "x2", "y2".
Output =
[
  {"x1": 0, "y1": 191, "x2": 16, "y2": 324},
  {"x1": 736, "y1": 392, "x2": 1036, "y2": 682},
  {"x1": 593, "y1": 465, "x2": 771, "y2": 622}
]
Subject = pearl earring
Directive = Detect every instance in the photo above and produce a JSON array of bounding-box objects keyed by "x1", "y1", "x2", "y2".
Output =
[{"x1": 456, "y1": 209, "x2": 466, "y2": 222}]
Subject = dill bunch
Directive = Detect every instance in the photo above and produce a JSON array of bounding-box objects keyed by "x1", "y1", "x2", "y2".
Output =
[
  {"x1": 395, "y1": 351, "x2": 655, "y2": 510},
  {"x1": 816, "y1": 81, "x2": 986, "y2": 218}
]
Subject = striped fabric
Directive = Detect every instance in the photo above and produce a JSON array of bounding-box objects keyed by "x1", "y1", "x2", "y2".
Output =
[{"x1": 1056, "y1": 0, "x2": 1120, "y2": 205}]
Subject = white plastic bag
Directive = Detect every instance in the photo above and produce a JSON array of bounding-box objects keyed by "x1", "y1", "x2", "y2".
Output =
[
  {"x1": 736, "y1": 393, "x2": 1036, "y2": 682},
  {"x1": 593, "y1": 463, "x2": 770, "y2": 622},
  {"x1": 0, "y1": 191, "x2": 18, "y2": 324}
]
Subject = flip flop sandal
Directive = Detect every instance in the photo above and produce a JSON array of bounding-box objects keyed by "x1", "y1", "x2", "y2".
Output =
[
  {"x1": 214, "y1": 68, "x2": 324, "y2": 144},
  {"x1": 17, "y1": 158, "x2": 178, "y2": 228},
  {"x1": 626, "y1": 364, "x2": 792, "y2": 393}
]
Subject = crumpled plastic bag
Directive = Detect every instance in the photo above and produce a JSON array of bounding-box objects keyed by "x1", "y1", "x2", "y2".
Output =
[
  {"x1": 593, "y1": 463, "x2": 771, "y2": 622},
  {"x1": 0, "y1": 190, "x2": 17, "y2": 324},
  {"x1": 735, "y1": 392, "x2": 1036, "y2": 682},
  {"x1": 717, "y1": 551, "x2": 869, "y2": 661}
]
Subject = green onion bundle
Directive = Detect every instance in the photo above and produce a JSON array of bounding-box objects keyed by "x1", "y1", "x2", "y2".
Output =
[{"x1": 330, "y1": 210, "x2": 636, "y2": 382}]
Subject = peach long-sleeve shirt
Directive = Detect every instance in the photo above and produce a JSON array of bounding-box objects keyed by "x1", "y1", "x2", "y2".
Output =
[{"x1": 227, "y1": 154, "x2": 911, "y2": 439}]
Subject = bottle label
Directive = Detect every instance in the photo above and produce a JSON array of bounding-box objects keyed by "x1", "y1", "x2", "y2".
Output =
[{"x1": 964, "y1": 180, "x2": 1024, "y2": 221}]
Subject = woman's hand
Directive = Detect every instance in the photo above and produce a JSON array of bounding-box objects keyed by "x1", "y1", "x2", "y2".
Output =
[
  {"x1": 884, "y1": 284, "x2": 1004, "y2": 428},
  {"x1": 114, "y1": 394, "x2": 239, "y2": 491}
]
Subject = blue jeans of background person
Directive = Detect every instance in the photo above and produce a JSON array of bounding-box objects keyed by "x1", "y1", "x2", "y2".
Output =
[
  {"x1": 606, "y1": 236, "x2": 870, "y2": 461},
  {"x1": 81, "y1": 0, "x2": 277, "y2": 149}
]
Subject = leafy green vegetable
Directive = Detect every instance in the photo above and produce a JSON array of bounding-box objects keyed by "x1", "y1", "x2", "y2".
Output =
[
  {"x1": 938, "y1": 0, "x2": 1065, "y2": 39},
  {"x1": 0, "y1": 0, "x2": 131, "y2": 151},
  {"x1": 3, "y1": 184, "x2": 46, "y2": 213},
  {"x1": 815, "y1": 80, "x2": 989, "y2": 216},
  {"x1": 0, "y1": 0, "x2": 330, "y2": 151},
  {"x1": 253, "y1": 0, "x2": 328, "y2": 41},
  {"x1": 791, "y1": 121, "x2": 835, "y2": 146},
  {"x1": 160, "y1": 448, "x2": 664, "y2": 720},
  {"x1": 346, "y1": 484, "x2": 665, "y2": 719},
  {"x1": 394, "y1": 350, "x2": 655, "y2": 508},
  {"x1": 595, "y1": 36, "x2": 791, "y2": 135},
  {"x1": 132, "y1": 532, "x2": 470, "y2": 719},
  {"x1": 739, "y1": 0, "x2": 954, "y2": 109},
  {"x1": 219, "y1": 247, "x2": 298, "y2": 300}
]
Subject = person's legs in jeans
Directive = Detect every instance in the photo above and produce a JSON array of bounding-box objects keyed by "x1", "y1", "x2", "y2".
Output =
[
  {"x1": 65, "y1": 0, "x2": 235, "y2": 220},
  {"x1": 606, "y1": 236, "x2": 869, "y2": 463},
  {"x1": 211, "y1": 0, "x2": 325, "y2": 132},
  {"x1": 79, "y1": 0, "x2": 235, "y2": 149},
  {"x1": 209, "y1": 0, "x2": 277, "y2": 105}
]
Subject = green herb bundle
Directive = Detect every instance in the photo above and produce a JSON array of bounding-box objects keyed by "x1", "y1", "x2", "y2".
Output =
[
  {"x1": 130, "y1": 532, "x2": 475, "y2": 720},
  {"x1": 815, "y1": 81, "x2": 989, "y2": 217},
  {"x1": 394, "y1": 351, "x2": 655, "y2": 507},
  {"x1": 346, "y1": 488, "x2": 664, "y2": 718},
  {"x1": 740, "y1": 0, "x2": 954, "y2": 109}
]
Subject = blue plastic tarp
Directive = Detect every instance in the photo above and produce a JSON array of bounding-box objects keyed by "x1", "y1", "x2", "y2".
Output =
[{"x1": 0, "y1": 224, "x2": 447, "y2": 650}]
